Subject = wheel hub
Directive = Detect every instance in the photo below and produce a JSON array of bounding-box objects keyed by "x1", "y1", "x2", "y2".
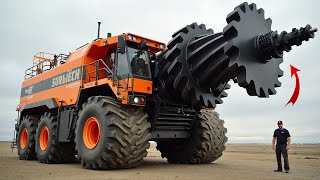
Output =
[
  {"x1": 83, "y1": 117, "x2": 100, "y2": 149},
  {"x1": 40, "y1": 126, "x2": 49, "y2": 151},
  {"x1": 20, "y1": 128, "x2": 28, "y2": 150}
]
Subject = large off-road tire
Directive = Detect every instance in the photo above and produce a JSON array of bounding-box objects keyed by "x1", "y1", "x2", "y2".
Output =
[
  {"x1": 157, "y1": 110, "x2": 227, "y2": 163},
  {"x1": 35, "y1": 112, "x2": 76, "y2": 163},
  {"x1": 75, "y1": 96, "x2": 151, "y2": 169},
  {"x1": 17, "y1": 115, "x2": 38, "y2": 160}
]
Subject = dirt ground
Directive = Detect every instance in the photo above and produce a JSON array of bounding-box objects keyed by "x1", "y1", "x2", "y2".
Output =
[{"x1": 0, "y1": 142, "x2": 319, "y2": 180}]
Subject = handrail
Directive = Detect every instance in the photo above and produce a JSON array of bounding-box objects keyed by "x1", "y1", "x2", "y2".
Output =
[
  {"x1": 24, "y1": 52, "x2": 69, "y2": 79},
  {"x1": 24, "y1": 59, "x2": 53, "y2": 79}
]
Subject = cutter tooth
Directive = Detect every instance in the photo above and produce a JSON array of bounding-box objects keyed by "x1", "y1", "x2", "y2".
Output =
[
  {"x1": 216, "y1": 83, "x2": 225, "y2": 91},
  {"x1": 275, "y1": 80, "x2": 282, "y2": 87},
  {"x1": 172, "y1": 25, "x2": 190, "y2": 38},
  {"x1": 249, "y1": 3, "x2": 257, "y2": 11},
  {"x1": 257, "y1": 8, "x2": 265, "y2": 18},
  {"x1": 199, "y1": 95, "x2": 208, "y2": 107},
  {"x1": 236, "y1": 67, "x2": 249, "y2": 87},
  {"x1": 245, "y1": 80, "x2": 258, "y2": 96},
  {"x1": 276, "y1": 59, "x2": 284, "y2": 77},
  {"x1": 220, "y1": 91, "x2": 228, "y2": 98},
  {"x1": 207, "y1": 28, "x2": 214, "y2": 34},
  {"x1": 223, "y1": 21, "x2": 239, "y2": 41},
  {"x1": 167, "y1": 33, "x2": 184, "y2": 49},
  {"x1": 215, "y1": 97, "x2": 223, "y2": 104},
  {"x1": 189, "y1": 23, "x2": 198, "y2": 30},
  {"x1": 266, "y1": 18, "x2": 272, "y2": 26},
  {"x1": 199, "y1": 23, "x2": 206, "y2": 30},
  {"x1": 259, "y1": 87, "x2": 269, "y2": 98},
  {"x1": 225, "y1": 83, "x2": 231, "y2": 90},
  {"x1": 203, "y1": 96, "x2": 212, "y2": 107},
  {"x1": 278, "y1": 69, "x2": 284, "y2": 77},
  {"x1": 226, "y1": 8, "x2": 242, "y2": 23},
  {"x1": 268, "y1": 88, "x2": 277, "y2": 95},
  {"x1": 207, "y1": 99, "x2": 215, "y2": 108},
  {"x1": 235, "y1": 2, "x2": 250, "y2": 14}
]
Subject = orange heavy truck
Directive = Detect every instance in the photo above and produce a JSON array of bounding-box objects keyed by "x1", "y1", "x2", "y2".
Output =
[{"x1": 13, "y1": 2, "x2": 316, "y2": 170}]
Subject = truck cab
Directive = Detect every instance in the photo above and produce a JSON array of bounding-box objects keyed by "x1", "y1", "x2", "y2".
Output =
[{"x1": 80, "y1": 33, "x2": 166, "y2": 105}]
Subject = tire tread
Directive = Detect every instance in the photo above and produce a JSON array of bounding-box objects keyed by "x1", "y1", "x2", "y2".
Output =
[{"x1": 75, "y1": 96, "x2": 151, "y2": 169}]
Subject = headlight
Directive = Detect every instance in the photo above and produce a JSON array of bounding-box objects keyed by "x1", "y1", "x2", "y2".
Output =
[
  {"x1": 133, "y1": 97, "x2": 139, "y2": 103},
  {"x1": 160, "y1": 44, "x2": 164, "y2": 49},
  {"x1": 128, "y1": 35, "x2": 132, "y2": 40},
  {"x1": 132, "y1": 36, "x2": 137, "y2": 41}
]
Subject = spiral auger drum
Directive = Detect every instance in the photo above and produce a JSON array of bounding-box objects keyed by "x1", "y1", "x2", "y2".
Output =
[
  {"x1": 158, "y1": 2, "x2": 317, "y2": 109},
  {"x1": 157, "y1": 23, "x2": 231, "y2": 109}
]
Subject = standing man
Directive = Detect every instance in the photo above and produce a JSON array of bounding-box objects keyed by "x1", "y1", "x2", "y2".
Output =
[{"x1": 272, "y1": 120, "x2": 291, "y2": 173}]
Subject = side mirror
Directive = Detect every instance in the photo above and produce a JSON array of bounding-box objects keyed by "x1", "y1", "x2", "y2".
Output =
[
  {"x1": 117, "y1": 36, "x2": 126, "y2": 54},
  {"x1": 139, "y1": 39, "x2": 147, "y2": 50}
]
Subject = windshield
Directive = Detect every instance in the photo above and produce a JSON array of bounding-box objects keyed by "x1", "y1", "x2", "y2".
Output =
[{"x1": 127, "y1": 45, "x2": 151, "y2": 78}]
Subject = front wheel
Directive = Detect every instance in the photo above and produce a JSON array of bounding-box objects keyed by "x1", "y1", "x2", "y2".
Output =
[
  {"x1": 157, "y1": 110, "x2": 228, "y2": 163},
  {"x1": 75, "y1": 96, "x2": 151, "y2": 169}
]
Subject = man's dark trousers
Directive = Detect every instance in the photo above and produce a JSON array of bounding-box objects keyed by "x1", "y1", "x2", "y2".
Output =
[{"x1": 276, "y1": 144, "x2": 289, "y2": 171}]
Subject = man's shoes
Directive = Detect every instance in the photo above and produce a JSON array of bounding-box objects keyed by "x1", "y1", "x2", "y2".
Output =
[
  {"x1": 274, "y1": 169, "x2": 282, "y2": 172},
  {"x1": 285, "y1": 170, "x2": 289, "y2": 173}
]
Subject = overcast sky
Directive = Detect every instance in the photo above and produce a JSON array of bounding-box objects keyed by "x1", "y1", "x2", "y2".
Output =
[{"x1": 0, "y1": 0, "x2": 319, "y2": 143}]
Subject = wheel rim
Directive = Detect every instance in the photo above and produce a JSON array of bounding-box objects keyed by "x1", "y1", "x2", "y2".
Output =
[
  {"x1": 20, "y1": 128, "x2": 28, "y2": 150},
  {"x1": 40, "y1": 126, "x2": 49, "y2": 151},
  {"x1": 83, "y1": 117, "x2": 100, "y2": 149}
]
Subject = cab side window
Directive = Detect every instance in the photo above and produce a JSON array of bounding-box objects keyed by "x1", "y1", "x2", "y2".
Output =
[{"x1": 116, "y1": 52, "x2": 129, "y2": 76}]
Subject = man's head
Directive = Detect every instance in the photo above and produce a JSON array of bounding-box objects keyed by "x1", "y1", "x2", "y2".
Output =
[{"x1": 277, "y1": 120, "x2": 283, "y2": 129}]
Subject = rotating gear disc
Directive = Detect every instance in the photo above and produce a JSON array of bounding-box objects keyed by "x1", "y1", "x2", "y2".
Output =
[{"x1": 223, "y1": 2, "x2": 283, "y2": 97}]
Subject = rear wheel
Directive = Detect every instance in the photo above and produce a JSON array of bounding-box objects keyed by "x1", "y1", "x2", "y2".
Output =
[
  {"x1": 35, "y1": 112, "x2": 75, "y2": 163},
  {"x1": 157, "y1": 110, "x2": 227, "y2": 163},
  {"x1": 17, "y1": 115, "x2": 38, "y2": 160},
  {"x1": 75, "y1": 96, "x2": 151, "y2": 169}
]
